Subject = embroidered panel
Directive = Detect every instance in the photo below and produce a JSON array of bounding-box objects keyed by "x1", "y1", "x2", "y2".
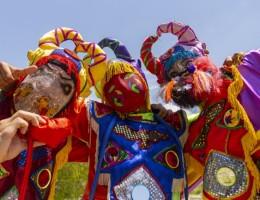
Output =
[
  {"x1": 30, "y1": 160, "x2": 53, "y2": 200},
  {"x1": 113, "y1": 165, "x2": 166, "y2": 200},
  {"x1": 102, "y1": 141, "x2": 132, "y2": 170},
  {"x1": 192, "y1": 100, "x2": 225, "y2": 149},
  {"x1": 204, "y1": 151, "x2": 249, "y2": 199},
  {"x1": 153, "y1": 145, "x2": 181, "y2": 174},
  {"x1": 113, "y1": 124, "x2": 169, "y2": 149}
]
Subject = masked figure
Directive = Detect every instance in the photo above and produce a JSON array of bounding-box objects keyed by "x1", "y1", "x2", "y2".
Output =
[
  {"x1": 0, "y1": 27, "x2": 107, "y2": 200},
  {"x1": 141, "y1": 20, "x2": 260, "y2": 200},
  {"x1": 77, "y1": 37, "x2": 189, "y2": 200}
]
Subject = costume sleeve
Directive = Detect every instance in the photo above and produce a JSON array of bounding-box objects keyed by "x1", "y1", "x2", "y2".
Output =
[
  {"x1": 164, "y1": 109, "x2": 189, "y2": 137},
  {"x1": 28, "y1": 116, "x2": 72, "y2": 148}
]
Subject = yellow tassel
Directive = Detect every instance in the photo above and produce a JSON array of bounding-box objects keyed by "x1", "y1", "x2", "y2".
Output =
[
  {"x1": 48, "y1": 136, "x2": 72, "y2": 200},
  {"x1": 228, "y1": 65, "x2": 260, "y2": 199}
]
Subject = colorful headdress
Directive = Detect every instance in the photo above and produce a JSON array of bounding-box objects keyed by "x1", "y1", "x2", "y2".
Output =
[
  {"x1": 140, "y1": 20, "x2": 208, "y2": 84},
  {"x1": 97, "y1": 37, "x2": 150, "y2": 113},
  {"x1": 28, "y1": 27, "x2": 107, "y2": 98}
]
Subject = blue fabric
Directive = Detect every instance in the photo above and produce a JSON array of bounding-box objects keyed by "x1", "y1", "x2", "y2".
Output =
[{"x1": 89, "y1": 101, "x2": 187, "y2": 199}]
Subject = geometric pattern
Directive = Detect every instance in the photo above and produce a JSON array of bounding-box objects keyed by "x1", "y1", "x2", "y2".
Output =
[
  {"x1": 113, "y1": 165, "x2": 166, "y2": 200},
  {"x1": 30, "y1": 160, "x2": 53, "y2": 200}
]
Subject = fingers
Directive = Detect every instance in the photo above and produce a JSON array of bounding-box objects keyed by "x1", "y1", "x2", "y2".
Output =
[
  {"x1": 12, "y1": 65, "x2": 38, "y2": 79},
  {"x1": 11, "y1": 117, "x2": 29, "y2": 134},
  {"x1": 11, "y1": 110, "x2": 46, "y2": 127},
  {"x1": 223, "y1": 56, "x2": 233, "y2": 66},
  {"x1": 0, "y1": 62, "x2": 15, "y2": 86}
]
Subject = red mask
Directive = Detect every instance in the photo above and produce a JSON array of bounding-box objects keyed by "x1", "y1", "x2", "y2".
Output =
[{"x1": 104, "y1": 72, "x2": 147, "y2": 113}]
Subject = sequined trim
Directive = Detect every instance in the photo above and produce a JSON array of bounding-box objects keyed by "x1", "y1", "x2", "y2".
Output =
[
  {"x1": 30, "y1": 160, "x2": 53, "y2": 200},
  {"x1": 18, "y1": 147, "x2": 50, "y2": 167},
  {"x1": 113, "y1": 165, "x2": 166, "y2": 200},
  {"x1": 204, "y1": 151, "x2": 249, "y2": 199},
  {"x1": 192, "y1": 100, "x2": 225, "y2": 149},
  {"x1": 102, "y1": 141, "x2": 132, "y2": 170},
  {"x1": 0, "y1": 165, "x2": 10, "y2": 180},
  {"x1": 113, "y1": 124, "x2": 169, "y2": 149},
  {"x1": 0, "y1": 186, "x2": 18, "y2": 200}
]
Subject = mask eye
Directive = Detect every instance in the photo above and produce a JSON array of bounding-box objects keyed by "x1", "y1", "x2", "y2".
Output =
[{"x1": 60, "y1": 82, "x2": 72, "y2": 95}]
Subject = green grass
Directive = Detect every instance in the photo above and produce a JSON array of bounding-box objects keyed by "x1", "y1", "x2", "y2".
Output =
[{"x1": 54, "y1": 162, "x2": 89, "y2": 200}]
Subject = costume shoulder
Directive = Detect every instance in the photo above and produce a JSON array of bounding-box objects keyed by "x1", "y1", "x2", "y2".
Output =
[{"x1": 88, "y1": 99, "x2": 114, "y2": 119}]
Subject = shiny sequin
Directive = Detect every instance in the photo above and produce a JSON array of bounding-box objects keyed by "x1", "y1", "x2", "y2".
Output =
[
  {"x1": 113, "y1": 165, "x2": 166, "y2": 200},
  {"x1": 204, "y1": 151, "x2": 249, "y2": 199},
  {"x1": 192, "y1": 100, "x2": 225, "y2": 149},
  {"x1": 0, "y1": 186, "x2": 18, "y2": 200},
  {"x1": 0, "y1": 165, "x2": 9, "y2": 180},
  {"x1": 113, "y1": 124, "x2": 169, "y2": 149}
]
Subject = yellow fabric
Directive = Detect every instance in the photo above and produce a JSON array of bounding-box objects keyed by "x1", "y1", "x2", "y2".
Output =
[
  {"x1": 48, "y1": 136, "x2": 72, "y2": 200},
  {"x1": 227, "y1": 65, "x2": 260, "y2": 199},
  {"x1": 75, "y1": 42, "x2": 108, "y2": 97}
]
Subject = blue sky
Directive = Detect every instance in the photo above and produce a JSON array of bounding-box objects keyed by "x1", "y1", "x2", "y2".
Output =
[
  {"x1": 1, "y1": 0, "x2": 260, "y2": 104},
  {"x1": 1, "y1": 1, "x2": 260, "y2": 198}
]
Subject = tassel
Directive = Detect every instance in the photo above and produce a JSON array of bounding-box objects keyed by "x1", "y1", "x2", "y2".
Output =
[
  {"x1": 228, "y1": 65, "x2": 260, "y2": 199},
  {"x1": 165, "y1": 80, "x2": 175, "y2": 103}
]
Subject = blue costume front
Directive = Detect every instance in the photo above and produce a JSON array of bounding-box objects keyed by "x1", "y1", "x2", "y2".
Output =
[{"x1": 85, "y1": 100, "x2": 188, "y2": 200}]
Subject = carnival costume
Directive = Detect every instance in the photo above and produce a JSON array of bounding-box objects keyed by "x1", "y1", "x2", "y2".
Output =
[
  {"x1": 0, "y1": 28, "x2": 107, "y2": 200},
  {"x1": 80, "y1": 38, "x2": 189, "y2": 200},
  {"x1": 141, "y1": 20, "x2": 260, "y2": 199}
]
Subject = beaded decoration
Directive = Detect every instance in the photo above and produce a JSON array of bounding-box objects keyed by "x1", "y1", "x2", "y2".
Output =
[
  {"x1": 113, "y1": 124, "x2": 169, "y2": 149},
  {"x1": 113, "y1": 165, "x2": 166, "y2": 200},
  {"x1": 204, "y1": 151, "x2": 249, "y2": 199},
  {"x1": 192, "y1": 100, "x2": 226, "y2": 149}
]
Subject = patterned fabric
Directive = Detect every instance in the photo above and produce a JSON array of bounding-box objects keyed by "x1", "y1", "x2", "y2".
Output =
[
  {"x1": 204, "y1": 151, "x2": 249, "y2": 199},
  {"x1": 86, "y1": 100, "x2": 187, "y2": 199}
]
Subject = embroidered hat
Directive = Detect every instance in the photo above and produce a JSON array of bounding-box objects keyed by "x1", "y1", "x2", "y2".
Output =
[{"x1": 141, "y1": 20, "x2": 208, "y2": 84}]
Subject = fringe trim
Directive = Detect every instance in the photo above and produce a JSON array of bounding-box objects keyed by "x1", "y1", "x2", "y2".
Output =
[
  {"x1": 228, "y1": 65, "x2": 260, "y2": 199},
  {"x1": 48, "y1": 136, "x2": 72, "y2": 200},
  {"x1": 172, "y1": 178, "x2": 184, "y2": 193}
]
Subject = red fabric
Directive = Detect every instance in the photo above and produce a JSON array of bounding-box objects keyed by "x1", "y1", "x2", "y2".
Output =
[
  {"x1": 184, "y1": 83, "x2": 259, "y2": 199},
  {"x1": 28, "y1": 117, "x2": 72, "y2": 148}
]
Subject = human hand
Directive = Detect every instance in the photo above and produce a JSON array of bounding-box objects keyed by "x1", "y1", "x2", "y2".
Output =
[
  {"x1": 151, "y1": 103, "x2": 173, "y2": 118},
  {"x1": 223, "y1": 52, "x2": 244, "y2": 67},
  {"x1": 0, "y1": 61, "x2": 38, "y2": 91},
  {"x1": 0, "y1": 110, "x2": 46, "y2": 163}
]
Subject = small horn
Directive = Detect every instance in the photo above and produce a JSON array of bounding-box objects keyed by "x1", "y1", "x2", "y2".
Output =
[
  {"x1": 75, "y1": 42, "x2": 107, "y2": 86},
  {"x1": 38, "y1": 27, "x2": 84, "y2": 50},
  {"x1": 156, "y1": 20, "x2": 199, "y2": 45},
  {"x1": 140, "y1": 36, "x2": 164, "y2": 84},
  {"x1": 98, "y1": 37, "x2": 132, "y2": 61}
]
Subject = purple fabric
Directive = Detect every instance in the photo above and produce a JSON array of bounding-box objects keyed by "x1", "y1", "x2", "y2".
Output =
[{"x1": 237, "y1": 49, "x2": 260, "y2": 130}]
